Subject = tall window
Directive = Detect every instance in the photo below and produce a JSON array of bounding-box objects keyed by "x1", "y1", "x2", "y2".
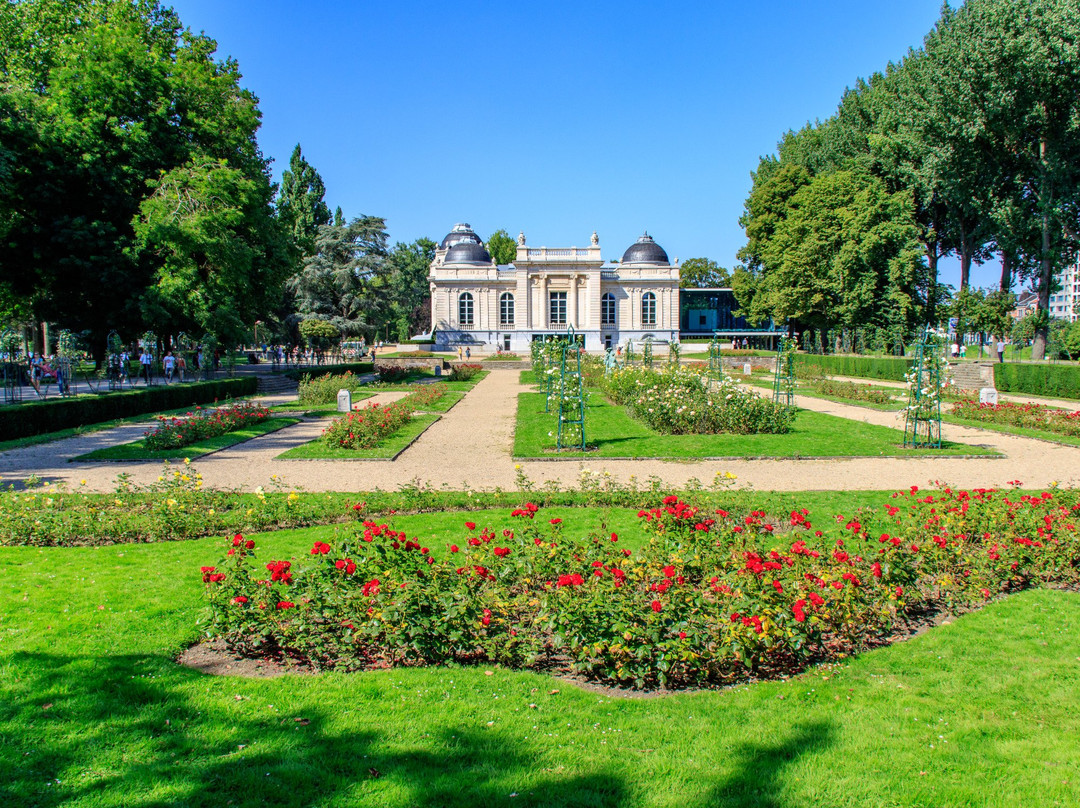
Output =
[
  {"x1": 458, "y1": 292, "x2": 474, "y2": 326},
  {"x1": 601, "y1": 293, "x2": 616, "y2": 325},
  {"x1": 549, "y1": 291, "x2": 567, "y2": 325},
  {"x1": 499, "y1": 292, "x2": 515, "y2": 326},
  {"x1": 642, "y1": 292, "x2": 657, "y2": 326}
]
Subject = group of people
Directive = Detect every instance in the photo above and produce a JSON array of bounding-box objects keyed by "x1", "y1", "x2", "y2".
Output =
[{"x1": 949, "y1": 337, "x2": 1010, "y2": 363}]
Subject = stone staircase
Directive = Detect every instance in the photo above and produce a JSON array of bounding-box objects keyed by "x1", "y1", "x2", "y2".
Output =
[
  {"x1": 947, "y1": 362, "x2": 995, "y2": 391},
  {"x1": 256, "y1": 374, "x2": 299, "y2": 395}
]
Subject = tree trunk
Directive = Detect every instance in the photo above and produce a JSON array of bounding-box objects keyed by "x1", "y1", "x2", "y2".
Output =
[
  {"x1": 1032, "y1": 138, "x2": 1051, "y2": 362},
  {"x1": 925, "y1": 242, "x2": 939, "y2": 325},
  {"x1": 959, "y1": 249, "x2": 972, "y2": 291},
  {"x1": 1000, "y1": 250, "x2": 1014, "y2": 292}
]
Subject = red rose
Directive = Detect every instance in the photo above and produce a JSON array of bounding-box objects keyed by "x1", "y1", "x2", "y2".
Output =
[
  {"x1": 661, "y1": 565, "x2": 676, "y2": 578},
  {"x1": 450, "y1": 545, "x2": 460, "y2": 553},
  {"x1": 678, "y1": 631, "x2": 687, "y2": 639},
  {"x1": 276, "y1": 601, "x2": 295, "y2": 610},
  {"x1": 465, "y1": 521, "x2": 476, "y2": 530},
  {"x1": 650, "y1": 600, "x2": 662, "y2": 613},
  {"x1": 550, "y1": 518, "x2": 562, "y2": 525},
  {"x1": 231, "y1": 596, "x2": 248, "y2": 605}
]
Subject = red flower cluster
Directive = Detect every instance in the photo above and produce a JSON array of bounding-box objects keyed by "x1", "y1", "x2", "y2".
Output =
[
  {"x1": 311, "y1": 541, "x2": 331, "y2": 555},
  {"x1": 266, "y1": 560, "x2": 292, "y2": 584}
]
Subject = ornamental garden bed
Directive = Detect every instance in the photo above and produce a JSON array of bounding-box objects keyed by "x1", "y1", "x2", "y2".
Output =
[
  {"x1": 4, "y1": 493, "x2": 1079, "y2": 807},
  {"x1": 276, "y1": 413, "x2": 441, "y2": 460},
  {"x1": 74, "y1": 416, "x2": 300, "y2": 461},
  {"x1": 513, "y1": 391, "x2": 996, "y2": 458},
  {"x1": 198, "y1": 487, "x2": 1080, "y2": 691}
]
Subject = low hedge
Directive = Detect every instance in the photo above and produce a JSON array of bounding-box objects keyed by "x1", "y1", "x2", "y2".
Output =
[
  {"x1": 283, "y1": 361, "x2": 374, "y2": 381},
  {"x1": 993, "y1": 362, "x2": 1080, "y2": 401},
  {"x1": 797, "y1": 354, "x2": 911, "y2": 382},
  {"x1": 0, "y1": 378, "x2": 258, "y2": 441}
]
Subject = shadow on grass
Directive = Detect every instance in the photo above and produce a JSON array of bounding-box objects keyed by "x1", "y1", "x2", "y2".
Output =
[{"x1": 3, "y1": 652, "x2": 630, "y2": 808}]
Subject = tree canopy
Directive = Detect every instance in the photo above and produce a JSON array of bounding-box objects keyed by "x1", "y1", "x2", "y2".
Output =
[{"x1": 679, "y1": 258, "x2": 731, "y2": 289}]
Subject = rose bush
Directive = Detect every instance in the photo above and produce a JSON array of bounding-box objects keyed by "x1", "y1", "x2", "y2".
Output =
[
  {"x1": 322, "y1": 387, "x2": 446, "y2": 450},
  {"x1": 202, "y1": 486, "x2": 1079, "y2": 688},
  {"x1": 143, "y1": 402, "x2": 270, "y2": 450},
  {"x1": 951, "y1": 399, "x2": 1080, "y2": 437}
]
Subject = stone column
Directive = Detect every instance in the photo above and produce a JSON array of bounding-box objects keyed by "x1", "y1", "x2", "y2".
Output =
[
  {"x1": 569, "y1": 275, "x2": 579, "y2": 328},
  {"x1": 540, "y1": 275, "x2": 548, "y2": 329}
]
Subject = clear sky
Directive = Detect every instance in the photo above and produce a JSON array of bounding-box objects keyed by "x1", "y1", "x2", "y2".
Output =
[{"x1": 166, "y1": 0, "x2": 989, "y2": 288}]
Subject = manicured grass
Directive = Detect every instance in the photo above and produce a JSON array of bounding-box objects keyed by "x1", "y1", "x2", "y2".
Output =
[
  {"x1": 513, "y1": 391, "x2": 997, "y2": 458},
  {"x1": 414, "y1": 390, "x2": 464, "y2": 412},
  {"x1": 270, "y1": 394, "x2": 375, "y2": 416},
  {"x1": 276, "y1": 413, "x2": 441, "y2": 460},
  {"x1": 1, "y1": 507, "x2": 1078, "y2": 807},
  {"x1": 364, "y1": 372, "x2": 488, "y2": 393},
  {"x1": 73, "y1": 417, "x2": 301, "y2": 461},
  {"x1": 941, "y1": 414, "x2": 1080, "y2": 449}
]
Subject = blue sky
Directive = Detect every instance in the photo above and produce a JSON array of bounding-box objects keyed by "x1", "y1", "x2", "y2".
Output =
[{"x1": 167, "y1": 0, "x2": 989, "y2": 289}]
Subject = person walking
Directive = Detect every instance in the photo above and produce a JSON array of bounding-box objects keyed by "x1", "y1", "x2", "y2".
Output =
[
  {"x1": 457, "y1": 346, "x2": 463, "y2": 361},
  {"x1": 163, "y1": 351, "x2": 175, "y2": 382},
  {"x1": 465, "y1": 347, "x2": 471, "y2": 360},
  {"x1": 995, "y1": 337, "x2": 1006, "y2": 363},
  {"x1": 176, "y1": 354, "x2": 186, "y2": 382},
  {"x1": 139, "y1": 347, "x2": 153, "y2": 384}
]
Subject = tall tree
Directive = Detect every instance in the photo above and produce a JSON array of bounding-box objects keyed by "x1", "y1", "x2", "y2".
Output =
[
  {"x1": 485, "y1": 229, "x2": 516, "y2": 265},
  {"x1": 289, "y1": 216, "x2": 388, "y2": 337},
  {"x1": 679, "y1": 258, "x2": 731, "y2": 288},
  {"x1": 276, "y1": 144, "x2": 331, "y2": 259},
  {"x1": 386, "y1": 238, "x2": 437, "y2": 339}
]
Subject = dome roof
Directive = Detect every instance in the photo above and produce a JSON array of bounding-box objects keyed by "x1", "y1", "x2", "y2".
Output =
[
  {"x1": 440, "y1": 223, "x2": 483, "y2": 250},
  {"x1": 621, "y1": 232, "x2": 670, "y2": 265},
  {"x1": 445, "y1": 241, "x2": 493, "y2": 265}
]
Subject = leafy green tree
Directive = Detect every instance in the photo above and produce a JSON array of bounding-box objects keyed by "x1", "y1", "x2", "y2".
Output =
[
  {"x1": 289, "y1": 216, "x2": 388, "y2": 337},
  {"x1": 277, "y1": 144, "x2": 331, "y2": 258},
  {"x1": 386, "y1": 238, "x2": 437, "y2": 339},
  {"x1": 486, "y1": 229, "x2": 517, "y2": 265},
  {"x1": 679, "y1": 258, "x2": 731, "y2": 288},
  {"x1": 0, "y1": 0, "x2": 284, "y2": 357}
]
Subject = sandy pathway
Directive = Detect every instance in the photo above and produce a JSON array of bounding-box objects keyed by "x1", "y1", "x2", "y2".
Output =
[{"x1": 2, "y1": 370, "x2": 1079, "y2": 493}]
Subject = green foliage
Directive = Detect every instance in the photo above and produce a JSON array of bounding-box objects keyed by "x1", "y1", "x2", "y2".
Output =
[
  {"x1": 297, "y1": 318, "x2": 339, "y2": 346},
  {"x1": 951, "y1": 399, "x2": 1080, "y2": 437},
  {"x1": 679, "y1": 257, "x2": 731, "y2": 288},
  {"x1": 142, "y1": 402, "x2": 271, "y2": 450},
  {"x1": 386, "y1": 238, "x2": 437, "y2": 339},
  {"x1": 0, "y1": 378, "x2": 256, "y2": 440},
  {"x1": 485, "y1": 229, "x2": 517, "y2": 265},
  {"x1": 0, "y1": 0, "x2": 286, "y2": 351},
  {"x1": 276, "y1": 143, "x2": 331, "y2": 258},
  {"x1": 449, "y1": 363, "x2": 483, "y2": 382},
  {"x1": 797, "y1": 354, "x2": 912, "y2": 382},
  {"x1": 993, "y1": 363, "x2": 1080, "y2": 401},
  {"x1": 283, "y1": 361, "x2": 373, "y2": 381},
  {"x1": 812, "y1": 379, "x2": 897, "y2": 406},
  {"x1": 203, "y1": 488, "x2": 1080, "y2": 687}
]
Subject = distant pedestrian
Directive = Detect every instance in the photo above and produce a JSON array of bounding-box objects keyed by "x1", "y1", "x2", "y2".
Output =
[
  {"x1": 996, "y1": 337, "x2": 1005, "y2": 363},
  {"x1": 164, "y1": 351, "x2": 175, "y2": 382},
  {"x1": 139, "y1": 347, "x2": 153, "y2": 383},
  {"x1": 176, "y1": 354, "x2": 186, "y2": 382},
  {"x1": 458, "y1": 346, "x2": 463, "y2": 361},
  {"x1": 959, "y1": 343, "x2": 966, "y2": 359},
  {"x1": 465, "y1": 347, "x2": 471, "y2": 360}
]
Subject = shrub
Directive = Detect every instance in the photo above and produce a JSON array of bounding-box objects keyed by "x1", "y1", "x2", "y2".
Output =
[
  {"x1": 376, "y1": 366, "x2": 411, "y2": 383},
  {"x1": 323, "y1": 400, "x2": 414, "y2": 449},
  {"x1": 297, "y1": 371, "x2": 366, "y2": 404},
  {"x1": 449, "y1": 363, "x2": 484, "y2": 382},
  {"x1": 202, "y1": 487, "x2": 1080, "y2": 688},
  {"x1": 813, "y1": 379, "x2": 897, "y2": 406},
  {"x1": 143, "y1": 402, "x2": 272, "y2": 450},
  {"x1": 283, "y1": 362, "x2": 374, "y2": 381},
  {"x1": 603, "y1": 365, "x2": 795, "y2": 434},
  {"x1": 950, "y1": 399, "x2": 1080, "y2": 436},
  {"x1": 0, "y1": 378, "x2": 257, "y2": 441},
  {"x1": 993, "y1": 362, "x2": 1080, "y2": 401},
  {"x1": 797, "y1": 354, "x2": 911, "y2": 382}
]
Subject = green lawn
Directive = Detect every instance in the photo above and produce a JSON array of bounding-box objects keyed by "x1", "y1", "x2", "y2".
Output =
[
  {"x1": 73, "y1": 417, "x2": 301, "y2": 461},
  {"x1": 1, "y1": 506, "x2": 1077, "y2": 807},
  {"x1": 276, "y1": 413, "x2": 441, "y2": 460},
  {"x1": 514, "y1": 391, "x2": 997, "y2": 458},
  {"x1": 364, "y1": 372, "x2": 488, "y2": 393}
]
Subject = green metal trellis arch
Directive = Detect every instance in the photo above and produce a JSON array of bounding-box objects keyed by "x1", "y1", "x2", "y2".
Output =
[{"x1": 556, "y1": 326, "x2": 586, "y2": 451}]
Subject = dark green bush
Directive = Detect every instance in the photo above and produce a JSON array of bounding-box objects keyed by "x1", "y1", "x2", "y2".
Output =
[
  {"x1": 993, "y1": 363, "x2": 1080, "y2": 401},
  {"x1": 0, "y1": 378, "x2": 257, "y2": 441},
  {"x1": 283, "y1": 362, "x2": 374, "y2": 381},
  {"x1": 797, "y1": 354, "x2": 911, "y2": 382}
]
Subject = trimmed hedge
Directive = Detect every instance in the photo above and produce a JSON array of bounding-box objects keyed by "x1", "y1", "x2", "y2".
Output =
[
  {"x1": 283, "y1": 361, "x2": 374, "y2": 381},
  {"x1": 796, "y1": 354, "x2": 912, "y2": 382},
  {"x1": 0, "y1": 378, "x2": 258, "y2": 441},
  {"x1": 994, "y1": 362, "x2": 1080, "y2": 401}
]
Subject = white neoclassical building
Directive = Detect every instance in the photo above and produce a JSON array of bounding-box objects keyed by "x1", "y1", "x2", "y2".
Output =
[{"x1": 429, "y1": 224, "x2": 680, "y2": 352}]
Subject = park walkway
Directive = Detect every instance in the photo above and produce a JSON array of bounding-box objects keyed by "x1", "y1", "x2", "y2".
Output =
[{"x1": 1, "y1": 369, "x2": 1079, "y2": 494}]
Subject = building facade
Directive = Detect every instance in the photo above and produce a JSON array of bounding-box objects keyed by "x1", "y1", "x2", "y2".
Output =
[
  {"x1": 429, "y1": 224, "x2": 680, "y2": 352},
  {"x1": 1048, "y1": 260, "x2": 1079, "y2": 322}
]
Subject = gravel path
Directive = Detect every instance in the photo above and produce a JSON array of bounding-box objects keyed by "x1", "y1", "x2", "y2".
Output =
[{"x1": 2, "y1": 370, "x2": 1079, "y2": 493}]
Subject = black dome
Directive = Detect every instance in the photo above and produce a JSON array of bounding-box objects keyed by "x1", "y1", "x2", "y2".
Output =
[
  {"x1": 621, "y1": 233, "x2": 669, "y2": 265},
  {"x1": 440, "y1": 223, "x2": 483, "y2": 250},
  {"x1": 445, "y1": 242, "x2": 493, "y2": 264}
]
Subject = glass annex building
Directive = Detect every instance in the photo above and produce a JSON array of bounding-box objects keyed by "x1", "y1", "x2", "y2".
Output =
[{"x1": 678, "y1": 288, "x2": 781, "y2": 347}]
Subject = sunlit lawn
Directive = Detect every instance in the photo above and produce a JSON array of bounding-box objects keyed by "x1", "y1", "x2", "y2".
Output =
[{"x1": 1, "y1": 503, "x2": 1078, "y2": 807}]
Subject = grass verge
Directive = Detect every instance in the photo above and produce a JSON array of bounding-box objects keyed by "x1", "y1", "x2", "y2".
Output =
[
  {"x1": 0, "y1": 508, "x2": 1077, "y2": 807},
  {"x1": 513, "y1": 391, "x2": 997, "y2": 458},
  {"x1": 276, "y1": 414, "x2": 441, "y2": 460},
  {"x1": 73, "y1": 417, "x2": 301, "y2": 461}
]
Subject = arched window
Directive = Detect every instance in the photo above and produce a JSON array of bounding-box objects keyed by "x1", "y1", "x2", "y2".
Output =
[
  {"x1": 601, "y1": 293, "x2": 616, "y2": 325},
  {"x1": 458, "y1": 292, "x2": 474, "y2": 326},
  {"x1": 641, "y1": 292, "x2": 656, "y2": 326},
  {"x1": 499, "y1": 292, "x2": 515, "y2": 326}
]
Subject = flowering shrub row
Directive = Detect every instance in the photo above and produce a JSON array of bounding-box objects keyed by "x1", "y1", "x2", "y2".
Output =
[
  {"x1": 950, "y1": 399, "x2": 1080, "y2": 437},
  {"x1": 449, "y1": 363, "x2": 484, "y2": 381},
  {"x1": 143, "y1": 402, "x2": 271, "y2": 450},
  {"x1": 812, "y1": 378, "x2": 897, "y2": 406},
  {"x1": 201, "y1": 485, "x2": 1079, "y2": 688},
  {"x1": 321, "y1": 386, "x2": 446, "y2": 450},
  {"x1": 601, "y1": 365, "x2": 795, "y2": 435},
  {"x1": 297, "y1": 371, "x2": 366, "y2": 405}
]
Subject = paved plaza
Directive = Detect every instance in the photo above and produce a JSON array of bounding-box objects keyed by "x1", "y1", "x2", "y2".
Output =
[{"x1": 2, "y1": 369, "x2": 1079, "y2": 493}]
